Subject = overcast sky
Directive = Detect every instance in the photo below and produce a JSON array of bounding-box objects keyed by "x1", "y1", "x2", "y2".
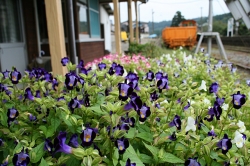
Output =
[{"x1": 109, "y1": 0, "x2": 230, "y2": 23}]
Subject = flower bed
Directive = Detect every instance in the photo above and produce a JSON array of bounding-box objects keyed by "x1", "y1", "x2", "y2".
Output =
[{"x1": 0, "y1": 49, "x2": 250, "y2": 166}]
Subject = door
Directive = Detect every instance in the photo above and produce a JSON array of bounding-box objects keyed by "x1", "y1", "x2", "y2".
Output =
[{"x1": 0, "y1": 0, "x2": 27, "y2": 74}]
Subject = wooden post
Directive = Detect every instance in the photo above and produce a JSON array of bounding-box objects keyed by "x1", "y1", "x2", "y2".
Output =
[
  {"x1": 128, "y1": 0, "x2": 134, "y2": 43},
  {"x1": 44, "y1": 0, "x2": 67, "y2": 76},
  {"x1": 113, "y1": 0, "x2": 122, "y2": 54},
  {"x1": 135, "y1": 0, "x2": 139, "y2": 43}
]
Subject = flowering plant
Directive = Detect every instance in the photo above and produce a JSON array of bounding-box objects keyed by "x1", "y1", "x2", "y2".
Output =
[{"x1": 0, "y1": 49, "x2": 250, "y2": 166}]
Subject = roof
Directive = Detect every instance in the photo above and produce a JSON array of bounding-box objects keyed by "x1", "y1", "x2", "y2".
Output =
[
  {"x1": 102, "y1": 3, "x2": 113, "y2": 15},
  {"x1": 99, "y1": 0, "x2": 148, "y2": 4}
]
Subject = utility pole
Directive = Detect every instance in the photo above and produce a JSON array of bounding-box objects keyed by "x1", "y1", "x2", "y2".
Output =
[
  {"x1": 207, "y1": 0, "x2": 213, "y2": 55},
  {"x1": 200, "y1": 7, "x2": 203, "y2": 32},
  {"x1": 152, "y1": 10, "x2": 154, "y2": 34}
]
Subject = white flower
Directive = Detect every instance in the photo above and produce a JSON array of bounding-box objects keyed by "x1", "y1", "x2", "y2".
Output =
[
  {"x1": 91, "y1": 64, "x2": 97, "y2": 70},
  {"x1": 221, "y1": 103, "x2": 229, "y2": 111},
  {"x1": 185, "y1": 117, "x2": 196, "y2": 132},
  {"x1": 198, "y1": 80, "x2": 207, "y2": 91},
  {"x1": 122, "y1": 68, "x2": 127, "y2": 77},
  {"x1": 232, "y1": 131, "x2": 246, "y2": 148},
  {"x1": 237, "y1": 120, "x2": 246, "y2": 133},
  {"x1": 203, "y1": 98, "x2": 211, "y2": 105}
]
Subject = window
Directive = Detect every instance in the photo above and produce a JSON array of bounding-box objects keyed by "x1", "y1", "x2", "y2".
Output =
[
  {"x1": 76, "y1": 0, "x2": 101, "y2": 40},
  {"x1": 37, "y1": 0, "x2": 67, "y2": 43},
  {"x1": 0, "y1": 0, "x2": 22, "y2": 43},
  {"x1": 77, "y1": 3, "x2": 89, "y2": 39}
]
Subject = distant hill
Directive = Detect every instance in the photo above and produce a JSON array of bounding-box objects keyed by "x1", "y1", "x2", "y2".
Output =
[{"x1": 147, "y1": 13, "x2": 233, "y2": 36}]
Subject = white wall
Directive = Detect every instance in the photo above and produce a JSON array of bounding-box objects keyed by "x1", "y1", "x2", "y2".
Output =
[{"x1": 100, "y1": 6, "x2": 112, "y2": 53}]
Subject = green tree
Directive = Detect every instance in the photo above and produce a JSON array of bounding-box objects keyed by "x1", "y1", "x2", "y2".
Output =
[{"x1": 171, "y1": 11, "x2": 186, "y2": 27}]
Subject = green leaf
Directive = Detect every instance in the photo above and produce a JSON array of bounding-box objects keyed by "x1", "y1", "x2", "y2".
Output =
[
  {"x1": 13, "y1": 143, "x2": 23, "y2": 155},
  {"x1": 30, "y1": 142, "x2": 45, "y2": 163},
  {"x1": 122, "y1": 146, "x2": 145, "y2": 166},
  {"x1": 65, "y1": 156, "x2": 81, "y2": 165},
  {"x1": 139, "y1": 153, "x2": 154, "y2": 164},
  {"x1": 89, "y1": 105, "x2": 107, "y2": 116},
  {"x1": 136, "y1": 132, "x2": 153, "y2": 143},
  {"x1": 158, "y1": 151, "x2": 184, "y2": 164},
  {"x1": 50, "y1": 117, "x2": 61, "y2": 132},
  {"x1": 112, "y1": 148, "x2": 119, "y2": 166},
  {"x1": 143, "y1": 142, "x2": 159, "y2": 156},
  {"x1": 39, "y1": 158, "x2": 49, "y2": 166}
]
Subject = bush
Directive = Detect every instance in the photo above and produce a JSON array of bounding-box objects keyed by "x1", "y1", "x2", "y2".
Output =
[{"x1": 0, "y1": 50, "x2": 250, "y2": 166}]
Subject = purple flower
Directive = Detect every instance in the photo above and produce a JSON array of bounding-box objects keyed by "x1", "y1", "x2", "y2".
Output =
[
  {"x1": 7, "y1": 107, "x2": 19, "y2": 121},
  {"x1": 216, "y1": 97, "x2": 225, "y2": 106},
  {"x1": 208, "y1": 128, "x2": 217, "y2": 138},
  {"x1": 108, "y1": 62, "x2": 117, "y2": 75},
  {"x1": 35, "y1": 90, "x2": 41, "y2": 98},
  {"x1": 44, "y1": 139, "x2": 53, "y2": 153},
  {"x1": 65, "y1": 72, "x2": 78, "y2": 90},
  {"x1": 184, "y1": 157, "x2": 200, "y2": 166},
  {"x1": 77, "y1": 60, "x2": 84, "y2": 68},
  {"x1": 80, "y1": 67, "x2": 92, "y2": 75},
  {"x1": 28, "y1": 113, "x2": 36, "y2": 121},
  {"x1": 119, "y1": 123, "x2": 130, "y2": 131},
  {"x1": 168, "y1": 132, "x2": 177, "y2": 141},
  {"x1": 231, "y1": 91, "x2": 246, "y2": 109},
  {"x1": 150, "y1": 91, "x2": 159, "y2": 101},
  {"x1": 2, "y1": 70, "x2": 9, "y2": 79},
  {"x1": 124, "y1": 93, "x2": 142, "y2": 111},
  {"x1": 80, "y1": 127, "x2": 97, "y2": 147},
  {"x1": 10, "y1": 68, "x2": 21, "y2": 84},
  {"x1": 183, "y1": 101, "x2": 190, "y2": 111},
  {"x1": 24, "y1": 88, "x2": 34, "y2": 101},
  {"x1": 69, "y1": 134, "x2": 79, "y2": 148},
  {"x1": 52, "y1": 78, "x2": 58, "y2": 90},
  {"x1": 68, "y1": 97, "x2": 81, "y2": 112},
  {"x1": 42, "y1": 72, "x2": 53, "y2": 82},
  {"x1": 54, "y1": 132, "x2": 73, "y2": 154},
  {"x1": 98, "y1": 62, "x2": 106, "y2": 70},
  {"x1": 127, "y1": 117, "x2": 136, "y2": 127},
  {"x1": 157, "y1": 76, "x2": 169, "y2": 92},
  {"x1": 146, "y1": 70, "x2": 154, "y2": 81},
  {"x1": 61, "y1": 57, "x2": 69, "y2": 66},
  {"x1": 205, "y1": 102, "x2": 222, "y2": 121},
  {"x1": 137, "y1": 104, "x2": 151, "y2": 122},
  {"x1": 125, "y1": 72, "x2": 138, "y2": 82},
  {"x1": 115, "y1": 64, "x2": 124, "y2": 76},
  {"x1": 155, "y1": 71, "x2": 163, "y2": 81},
  {"x1": 115, "y1": 137, "x2": 129, "y2": 154},
  {"x1": 169, "y1": 115, "x2": 181, "y2": 130},
  {"x1": 217, "y1": 134, "x2": 232, "y2": 154},
  {"x1": 209, "y1": 82, "x2": 219, "y2": 93},
  {"x1": 12, "y1": 150, "x2": 30, "y2": 166},
  {"x1": 126, "y1": 158, "x2": 136, "y2": 166},
  {"x1": 118, "y1": 83, "x2": 133, "y2": 101}
]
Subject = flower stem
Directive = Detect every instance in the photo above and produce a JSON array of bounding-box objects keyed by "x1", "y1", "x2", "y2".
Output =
[{"x1": 219, "y1": 105, "x2": 232, "y2": 137}]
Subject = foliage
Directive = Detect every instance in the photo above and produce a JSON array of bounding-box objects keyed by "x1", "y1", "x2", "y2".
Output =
[
  {"x1": 127, "y1": 41, "x2": 167, "y2": 58},
  {"x1": 0, "y1": 48, "x2": 250, "y2": 166},
  {"x1": 171, "y1": 11, "x2": 186, "y2": 27}
]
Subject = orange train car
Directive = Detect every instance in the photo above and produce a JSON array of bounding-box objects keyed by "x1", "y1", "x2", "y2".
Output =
[{"x1": 162, "y1": 20, "x2": 197, "y2": 49}]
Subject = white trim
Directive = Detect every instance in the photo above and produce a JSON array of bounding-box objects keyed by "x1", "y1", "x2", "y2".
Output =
[
  {"x1": 76, "y1": 38, "x2": 104, "y2": 42},
  {"x1": 89, "y1": 8, "x2": 99, "y2": 13}
]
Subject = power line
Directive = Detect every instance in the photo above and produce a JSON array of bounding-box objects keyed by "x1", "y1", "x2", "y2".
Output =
[
  {"x1": 149, "y1": 0, "x2": 205, "y2": 4},
  {"x1": 215, "y1": 0, "x2": 227, "y2": 14}
]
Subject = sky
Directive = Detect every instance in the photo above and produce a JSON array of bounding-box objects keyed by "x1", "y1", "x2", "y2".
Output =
[{"x1": 109, "y1": 0, "x2": 230, "y2": 23}]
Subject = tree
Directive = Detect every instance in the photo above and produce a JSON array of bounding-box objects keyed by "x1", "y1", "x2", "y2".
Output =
[{"x1": 171, "y1": 11, "x2": 186, "y2": 27}]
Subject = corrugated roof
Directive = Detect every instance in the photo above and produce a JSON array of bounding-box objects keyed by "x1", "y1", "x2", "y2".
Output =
[{"x1": 100, "y1": 0, "x2": 148, "y2": 4}]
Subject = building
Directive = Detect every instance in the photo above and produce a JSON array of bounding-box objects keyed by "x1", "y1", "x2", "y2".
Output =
[{"x1": 0, "y1": 0, "x2": 148, "y2": 75}]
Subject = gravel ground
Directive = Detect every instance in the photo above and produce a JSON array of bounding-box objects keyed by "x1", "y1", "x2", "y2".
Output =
[{"x1": 111, "y1": 35, "x2": 250, "y2": 80}]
